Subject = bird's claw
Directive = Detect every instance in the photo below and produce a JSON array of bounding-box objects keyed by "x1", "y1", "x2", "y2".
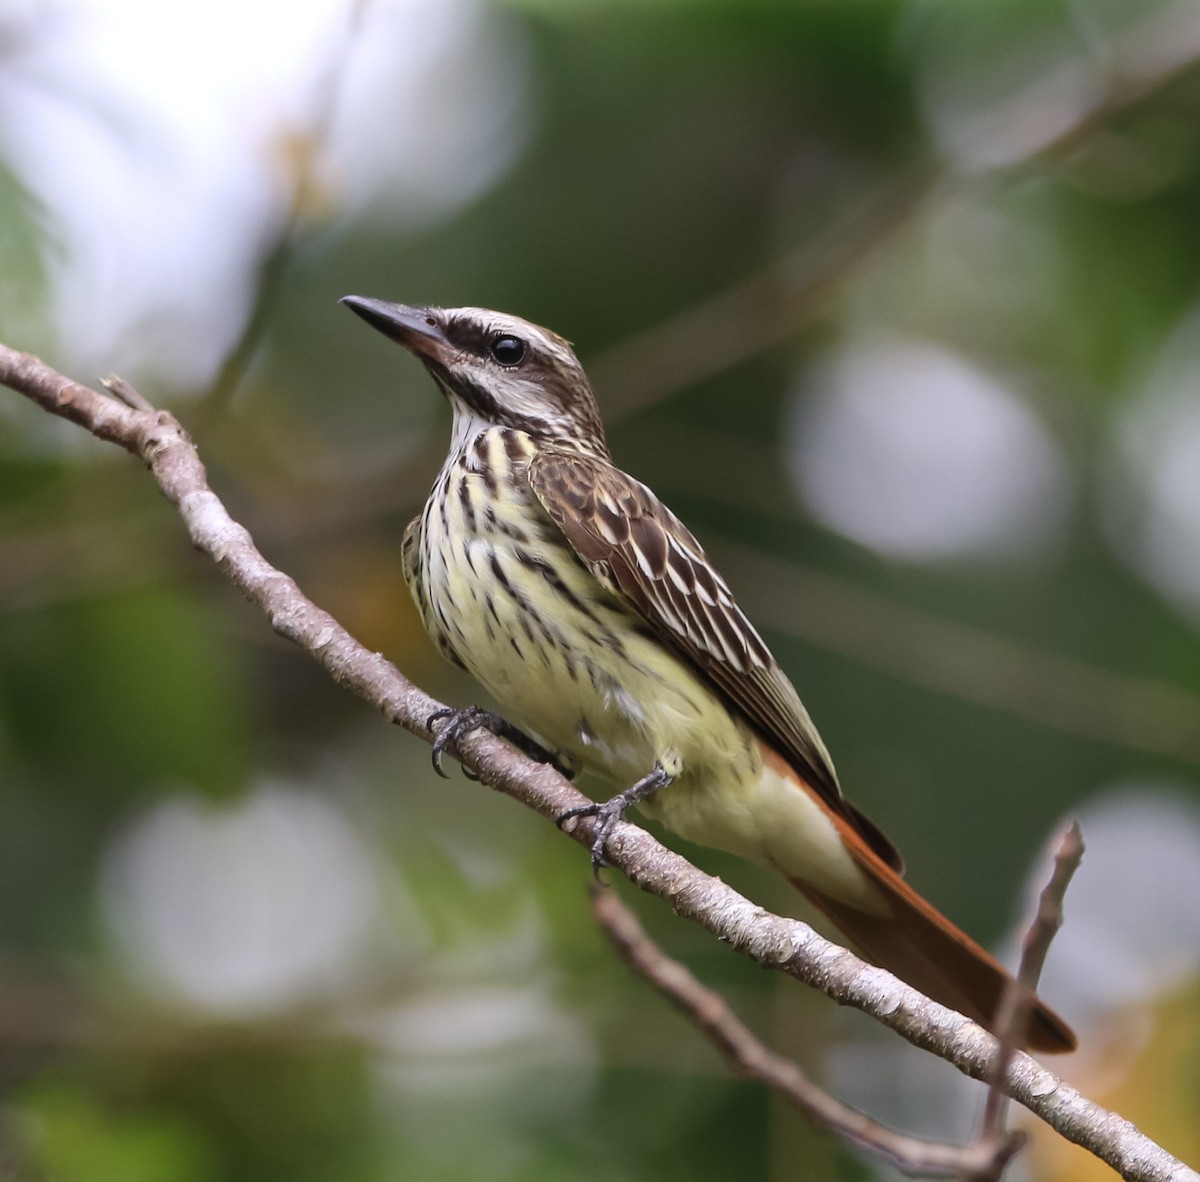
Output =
[
  {"x1": 557, "y1": 764, "x2": 675, "y2": 879},
  {"x1": 428, "y1": 705, "x2": 504, "y2": 778},
  {"x1": 427, "y1": 705, "x2": 571, "y2": 780},
  {"x1": 557, "y1": 797, "x2": 627, "y2": 880}
]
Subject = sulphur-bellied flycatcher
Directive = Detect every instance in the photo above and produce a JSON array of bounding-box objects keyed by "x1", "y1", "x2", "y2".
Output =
[{"x1": 341, "y1": 295, "x2": 1074, "y2": 1054}]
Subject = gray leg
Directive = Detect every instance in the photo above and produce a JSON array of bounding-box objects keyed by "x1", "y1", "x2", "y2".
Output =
[
  {"x1": 428, "y1": 705, "x2": 574, "y2": 780},
  {"x1": 558, "y1": 763, "x2": 676, "y2": 872}
]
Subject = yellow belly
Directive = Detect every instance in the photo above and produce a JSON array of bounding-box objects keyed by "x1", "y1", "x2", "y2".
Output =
[
  {"x1": 447, "y1": 530, "x2": 749, "y2": 790},
  {"x1": 411, "y1": 429, "x2": 883, "y2": 912}
]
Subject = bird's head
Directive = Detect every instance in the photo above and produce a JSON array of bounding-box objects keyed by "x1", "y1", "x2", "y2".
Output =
[{"x1": 341, "y1": 297, "x2": 608, "y2": 455}]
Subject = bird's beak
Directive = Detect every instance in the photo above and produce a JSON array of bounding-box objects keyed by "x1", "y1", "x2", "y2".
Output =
[{"x1": 340, "y1": 296, "x2": 450, "y2": 363}]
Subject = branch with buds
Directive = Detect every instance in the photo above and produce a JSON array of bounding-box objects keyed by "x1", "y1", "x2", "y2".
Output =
[{"x1": 0, "y1": 342, "x2": 1194, "y2": 1182}]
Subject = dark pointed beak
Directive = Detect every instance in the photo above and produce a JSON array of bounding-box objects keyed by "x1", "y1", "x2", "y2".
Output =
[{"x1": 340, "y1": 296, "x2": 449, "y2": 362}]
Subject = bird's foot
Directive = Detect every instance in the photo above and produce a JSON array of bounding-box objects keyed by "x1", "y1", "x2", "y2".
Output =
[
  {"x1": 557, "y1": 763, "x2": 675, "y2": 876},
  {"x1": 428, "y1": 705, "x2": 573, "y2": 780}
]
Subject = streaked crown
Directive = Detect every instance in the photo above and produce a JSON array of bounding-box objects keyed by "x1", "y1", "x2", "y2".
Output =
[{"x1": 342, "y1": 297, "x2": 608, "y2": 455}]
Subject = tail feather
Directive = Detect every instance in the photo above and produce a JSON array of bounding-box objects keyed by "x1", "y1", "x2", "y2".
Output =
[
  {"x1": 791, "y1": 863, "x2": 1075, "y2": 1053},
  {"x1": 760, "y1": 749, "x2": 1076, "y2": 1053}
]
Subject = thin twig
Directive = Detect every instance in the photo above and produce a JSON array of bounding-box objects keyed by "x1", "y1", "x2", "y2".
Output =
[
  {"x1": 709, "y1": 536, "x2": 1200, "y2": 768},
  {"x1": 592, "y1": 888, "x2": 1023, "y2": 1179},
  {"x1": 973, "y1": 823, "x2": 1087, "y2": 1181},
  {"x1": 202, "y1": 0, "x2": 371, "y2": 413},
  {"x1": 100, "y1": 373, "x2": 153, "y2": 412},
  {"x1": 588, "y1": 0, "x2": 1200, "y2": 415},
  {"x1": 589, "y1": 164, "x2": 942, "y2": 417},
  {"x1": 0, "y1": 344, "x2": 1194, "y2": 1182}
]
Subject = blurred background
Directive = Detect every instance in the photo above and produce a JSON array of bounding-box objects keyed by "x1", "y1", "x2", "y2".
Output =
[{"x1": 2, "y1": 0, "x2": 1200, "y2": 1178}]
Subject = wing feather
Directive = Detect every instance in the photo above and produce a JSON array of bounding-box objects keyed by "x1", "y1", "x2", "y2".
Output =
[{"x1": 527, "y1": 448, "x2": 901, "y2": 870}]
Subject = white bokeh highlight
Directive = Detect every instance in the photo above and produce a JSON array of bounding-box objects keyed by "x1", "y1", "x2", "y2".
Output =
[
  {"x1": 1038, "y1": 785, "x2": 1200, "y2": 1016},
  {"x1": 1107, "y1": 302, "x2": 1200, "y2": 623},
  {"x1": 367, "y1": 980, "x2": 596, "y2": 1179},
  {"x1": 786, "y1": 335, "x2": 1069, "y2": 561},
  {"x1": 901, "y1": 0, "x2": 1097, "y2": 173},
  {"x1": 366, "y1": 978, "x2": 594, "y2": 1081},
  {"x1": 100, "y1": 781, "x2": 380, "y2": 1014},
  {"x1": 0, "y1": 0, "x2": 531, "y2": 385}
]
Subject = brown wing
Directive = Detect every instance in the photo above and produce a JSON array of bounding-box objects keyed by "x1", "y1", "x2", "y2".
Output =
[{"x1": 528, "y1": 448, "x2": 902, "y2": 871}]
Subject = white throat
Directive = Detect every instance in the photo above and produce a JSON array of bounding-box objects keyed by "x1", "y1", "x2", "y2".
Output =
[{"x1": 447, "y1": 402, "x2": 492, "y2": 457}]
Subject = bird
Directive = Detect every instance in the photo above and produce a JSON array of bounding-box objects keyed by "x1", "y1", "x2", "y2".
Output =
[{"x1": 341, "y1": 294, "x2": 1076, "y2": 1054}]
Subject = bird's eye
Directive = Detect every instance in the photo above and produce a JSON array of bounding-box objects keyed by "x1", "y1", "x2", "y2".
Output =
[{"x1": 489, "y1": 335, "x2": 526, "y2": 366}]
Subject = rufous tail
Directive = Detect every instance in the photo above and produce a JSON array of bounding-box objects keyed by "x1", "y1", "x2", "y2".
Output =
[{"x1": 764, "y1": 754, "x2": 1076, "y2": 1053}]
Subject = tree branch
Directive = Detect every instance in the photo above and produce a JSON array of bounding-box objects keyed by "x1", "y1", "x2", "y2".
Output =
[
  {"x1": 974, "y1": 823, "x2": 1087, "y2": 1181},
  {"x1": 590, "y1": 887, "x2": 1023, "y2": 1179},
  {"x1": 0, "y1": 343, "x2": 1194, "y2": 1182}
]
